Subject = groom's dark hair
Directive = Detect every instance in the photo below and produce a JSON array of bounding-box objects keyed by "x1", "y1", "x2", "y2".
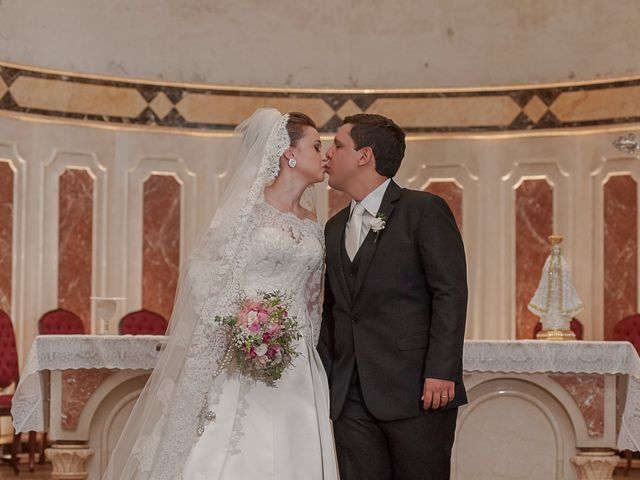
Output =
[
  {"x1": 286, "y1": 112, "x2": 317, "y2": 147},
  {"x1": 343, "y1": 114, "x2": 405, "y2": 177}
]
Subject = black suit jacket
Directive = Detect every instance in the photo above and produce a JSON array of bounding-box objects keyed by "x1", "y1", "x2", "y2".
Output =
[{"x1": 319, "y1": 180, "x2": 468, "y2": 421}]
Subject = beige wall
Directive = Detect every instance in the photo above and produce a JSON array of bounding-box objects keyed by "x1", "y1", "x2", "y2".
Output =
[
  {"x1": 1, "y1": 0, "x2": 639, "y2": 88},
  {"x1": 2, "y1": 110, "x2": 638, "y2": 366},
  {"x1": 1, "y1": 59, "x2": 640, "y2": 362}
]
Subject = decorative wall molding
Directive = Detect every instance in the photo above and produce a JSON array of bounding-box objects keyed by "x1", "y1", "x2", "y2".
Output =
[
  {"x1": 3, "y1": 61, "x2": 640, "y2": 133},
  {"x1": 0, "y1": 143, "x2": 25, "y2": 340},
  {"x1": 126, "y1": 156, "x2": 196, "y2": 313}
]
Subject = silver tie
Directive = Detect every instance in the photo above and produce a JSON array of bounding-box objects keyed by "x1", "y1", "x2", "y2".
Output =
[{"x1": 345, "y1": 203, "x2": 366, "y2": 261}]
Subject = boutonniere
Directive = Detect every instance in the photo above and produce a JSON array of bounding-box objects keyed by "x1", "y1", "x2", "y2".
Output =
[{"x1": 370, "y1": 213, "x2": 387, "y2": 233}]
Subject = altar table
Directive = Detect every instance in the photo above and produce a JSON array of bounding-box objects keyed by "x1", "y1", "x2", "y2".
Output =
[{"x1": 12, "y1": 337, "x2": 640, "y2": 479}]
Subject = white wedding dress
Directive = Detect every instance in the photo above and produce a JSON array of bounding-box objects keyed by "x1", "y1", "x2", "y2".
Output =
[
  {"x1": 181, "y1": 200, "x2": 339, "y2": 479},
  {"x1": 103, "y1": 109, "x2": 337, "y2": 480}
]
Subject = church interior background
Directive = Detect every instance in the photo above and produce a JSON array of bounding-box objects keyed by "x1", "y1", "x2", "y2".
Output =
[{"x1": 1, "y1": 1, "x2": 640, "y2": 478}]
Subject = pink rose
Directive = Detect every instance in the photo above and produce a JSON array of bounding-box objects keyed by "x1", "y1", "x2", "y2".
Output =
[
  {"x1": 258, "y1": 310, "x2": 269, "y2": 323},
  {"x1": 249, "y1": 321, "x2": 260, "y2": 333},
  {"x1": 262, "y1": 333, "x2": 271, "y2": 343},
  {"x1": 267, "y1": 323, "x2": 281, "y2": 335},
  {"x1": 267, "y1": 346, "x2": 278, "y2": 359}
]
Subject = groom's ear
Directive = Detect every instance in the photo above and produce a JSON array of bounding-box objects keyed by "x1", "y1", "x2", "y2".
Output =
[{"x1": 358, "y1": 146, "x2": 374, "y2": 167}]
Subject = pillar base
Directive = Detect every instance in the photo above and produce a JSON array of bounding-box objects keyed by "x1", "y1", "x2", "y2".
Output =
[
  {"x1": 45, "y1": 443, "x2": 94, "y2": 480},
  {"x1": 570, "y1": 449, "x2": 620, "y2": 480}
]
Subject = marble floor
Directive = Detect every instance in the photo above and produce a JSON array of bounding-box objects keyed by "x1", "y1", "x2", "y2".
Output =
[
  {"x1": 0, "y1": 464, "x2": 640, "y2": 479},
  {"x1": 0, "y1": 465, "x2": 51, "y2": 479}
]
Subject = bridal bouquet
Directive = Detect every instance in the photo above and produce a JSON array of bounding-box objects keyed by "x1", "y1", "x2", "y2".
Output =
[{"x1": 215, "y1": 291, "x2": 301, "y2": 385}]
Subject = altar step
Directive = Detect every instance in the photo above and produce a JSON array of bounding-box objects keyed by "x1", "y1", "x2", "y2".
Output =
[
  {"x1": 1, "y1": 466, "x2": 640, "y2": 479},
  {"x1": 0, "y1": 458, "x2": 639, "y2": 479}
]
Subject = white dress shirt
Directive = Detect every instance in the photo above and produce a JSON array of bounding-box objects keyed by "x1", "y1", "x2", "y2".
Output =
[{"x1": 348, "y1": 178, "x2": 391, "y2": 249}]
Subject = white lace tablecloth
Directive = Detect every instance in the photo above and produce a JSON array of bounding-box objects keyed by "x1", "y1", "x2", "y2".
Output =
[
  {"x1": 464, "y1": 340, "x2": 640, "y2": 451},
  {"x1": 11, "y1": 337, "x2": 640, "y2": 450},
  {"x1": 11, "y1": 334, "x2": 167, "y2": 433}
]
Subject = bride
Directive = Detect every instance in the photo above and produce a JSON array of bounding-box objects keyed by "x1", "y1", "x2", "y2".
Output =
[{"x1": 103, "y1": 108, "x2": 339, "y2": 479}]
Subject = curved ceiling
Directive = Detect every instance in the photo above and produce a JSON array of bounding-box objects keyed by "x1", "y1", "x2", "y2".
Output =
[{"x1": 1, "y1": 0, "x2": 639, "y2": 89}]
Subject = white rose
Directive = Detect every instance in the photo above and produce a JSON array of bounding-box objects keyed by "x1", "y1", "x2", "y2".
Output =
[
  {"x1": 247, "y1": 311, "x2": 258, "y2": 322},
  {"x1": 370, "y1": 217, "x2": 386, "y2": 232},
  {"x1": 255, "y1": 344, "x2": 268, "y2": 356}
]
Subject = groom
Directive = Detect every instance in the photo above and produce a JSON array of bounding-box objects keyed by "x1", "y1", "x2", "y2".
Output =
[{"x1": 319, "y1": 114, "x2": 468, "y2": 480}]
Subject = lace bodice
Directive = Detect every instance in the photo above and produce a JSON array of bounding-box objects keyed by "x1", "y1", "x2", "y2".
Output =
[{"x1": 242, "y1": 201, "x2": 325, "y2": 345}]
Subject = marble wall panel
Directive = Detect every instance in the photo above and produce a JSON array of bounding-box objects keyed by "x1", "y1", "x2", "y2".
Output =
[
  {"x1": 58, "y1": 168, "x2": 93, "y2": 330},
  {"x1": 368, "y1": 96, "x2": 521, "y2": 129},
  {"x1": 550, "y1": 374, "x2": 604, "y2": 437},
  {"x1": 515, "y1": 179, "x2": 553, "y2": 340},
  {"x1": 11, "y1": 76, "x2": 148, "y2": 118},
  {"x1": 176, "y1": 94, "x2": 335, "y2": 127},
  {"x1": 0, "y1": 161, "x2": 12, "y2": 314},
  {"x1": 142, "y1": 174, "x2": 181, "y2": 321},
  {"x1": 551, "y1": 87, "x2": 640, "y2": 123},
  {"x1": 425, "y1": 181, "x2": 463, "y2": 233},
  {"x1": 603, "y1": 175, "x2": 637, "y2": 340},
  {"x1": 61, "y1": 369, "x2": 113, "y2": 431}
]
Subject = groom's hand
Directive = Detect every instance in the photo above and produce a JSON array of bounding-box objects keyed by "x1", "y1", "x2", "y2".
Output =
[{"x1": 422, "y1": 378, "x2": 455, "y2": 410}]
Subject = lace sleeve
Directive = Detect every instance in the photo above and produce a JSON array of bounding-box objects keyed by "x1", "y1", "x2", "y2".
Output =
[{"x1": 306, "y1": 246, "x2": 325, "y2": 347}]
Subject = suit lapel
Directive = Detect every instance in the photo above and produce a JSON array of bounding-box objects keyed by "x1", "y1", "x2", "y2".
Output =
[
  {"x1": 328, "y1": 207, "x2": 352, "y2": 303},
  {"x1": 351, "y1": 180, "x2": 402, "y2": 303}
]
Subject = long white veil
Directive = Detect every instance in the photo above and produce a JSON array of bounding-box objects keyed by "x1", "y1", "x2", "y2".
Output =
[{"x1": 103, "y1": 108, "x2": 292, "y2": 479}]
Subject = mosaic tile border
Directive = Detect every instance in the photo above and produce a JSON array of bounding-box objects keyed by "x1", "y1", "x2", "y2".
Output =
[{"x1": 2, "y1": 62, "x2": 640, "y2": 133}]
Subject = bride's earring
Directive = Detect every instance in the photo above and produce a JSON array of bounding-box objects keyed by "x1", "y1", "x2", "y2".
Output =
[{"x1": 288, "y1": 157, "x2": 297, "y2": 168}]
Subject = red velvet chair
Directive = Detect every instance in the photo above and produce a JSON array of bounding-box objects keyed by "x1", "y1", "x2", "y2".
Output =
[
  {"x1": 613, "y1": 314, "x2": 640, "y2": 351},
  {"x1": 613, "y1": 314, "x2": 640, "y2": 475},
  {"x1": 533, "y1": 318, "x2": 584, "y2": 340},
  {"x1": 38, "y1": 308, "x2": 85, "y2": 335},
  {"x1": 119, "y1": 309, "x2": 168, "y2": 335},
  {"x1": 0, "y1": 309, "x2": 22, "y2": 474},
  {"x1": 35, "y1": 308, "x2": 84, "y2": 468}
]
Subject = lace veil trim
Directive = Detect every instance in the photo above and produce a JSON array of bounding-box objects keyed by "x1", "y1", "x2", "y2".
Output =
[{"x1": 102, "y1": 109, "x2": 293, "y2": 480}]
